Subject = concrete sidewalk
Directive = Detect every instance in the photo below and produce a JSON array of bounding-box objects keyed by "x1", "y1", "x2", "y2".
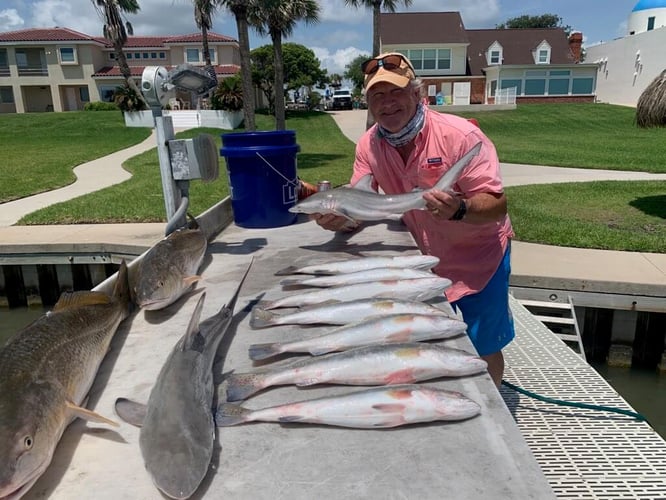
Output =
[{"x1": 0, "y1": 110, "x2": 664, "y2": 303}]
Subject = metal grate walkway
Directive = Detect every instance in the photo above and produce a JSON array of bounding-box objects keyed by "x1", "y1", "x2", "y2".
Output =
[{"x1": 502, "y1": 296, "x2": 666, "y2": 500}]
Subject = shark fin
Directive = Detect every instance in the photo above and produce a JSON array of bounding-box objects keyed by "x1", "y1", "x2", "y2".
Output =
[
  {"x1": 114, "y1": 397, "x2": 148, "y2": 427},
  {"x1": 352, "y1": 174, "x2": 376, "y2": 192}
]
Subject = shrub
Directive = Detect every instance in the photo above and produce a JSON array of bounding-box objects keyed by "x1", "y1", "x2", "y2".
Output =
[
  {"x1": 84, "y1": 101, "x2": 119, "y2": 111},
  {"x1": 113, "y1": 84, "x2": 147, "y2": 112},
  {"x1": 210, "y1": 75, "x2": 243, "y2": 111}
]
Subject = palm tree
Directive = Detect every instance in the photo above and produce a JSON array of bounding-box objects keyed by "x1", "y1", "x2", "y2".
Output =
[
  {"x1": 251, "y1": 0, "x2": 319, "y2": 130},
  {"x1": 345, "y1": 0, "x2": 413, "y2": 129},
  {"x1": 221, "y1": 0, "x2": 258, "y2": 131},
  {"x1": 193, "y1": 0, "x2": 220, "y2": 85},
  {"x1": 92, "y1": 0, "x2": 148, "y2": 109},
  {"x1": 636, "y1": 69, "x2": 666, "y2": 128},
  {"x1": 344, "y1": 0, "x2": 413, "y2": 57}
]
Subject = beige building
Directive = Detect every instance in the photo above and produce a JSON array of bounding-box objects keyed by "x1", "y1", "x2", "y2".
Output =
[{"x1": 0, "y1": 27, "x2": 241, "y2": 114}]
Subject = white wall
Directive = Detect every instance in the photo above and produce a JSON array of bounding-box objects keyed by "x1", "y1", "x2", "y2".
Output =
[{"x1": 586, "y1": 26, "x2": 666, "y2": 107}]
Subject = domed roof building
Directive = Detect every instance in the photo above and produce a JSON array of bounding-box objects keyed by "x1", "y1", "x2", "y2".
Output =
[{"x1": 628, "y1": 0, "x2": 666, "y2": 35}]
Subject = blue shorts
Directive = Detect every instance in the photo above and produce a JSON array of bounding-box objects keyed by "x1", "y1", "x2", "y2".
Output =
[{"x1": 451, "y1": 245, "x2": 515, "y2": 357}]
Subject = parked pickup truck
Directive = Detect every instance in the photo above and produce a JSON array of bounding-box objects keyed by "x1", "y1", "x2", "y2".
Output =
[{"x1": 330, "y1": 88, "x2": 353, "y2": 110}]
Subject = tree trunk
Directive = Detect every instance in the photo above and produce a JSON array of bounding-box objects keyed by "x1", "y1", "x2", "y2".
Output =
[
  {"x1": 115, "y1": 44, "x2": 148, "y2": 109},
  {"x1": 272, "y1": 31, "x2": 286, "y2": 131},
  {"x1": 235, "y1": 14, "x2": 256, "y2": 131}
]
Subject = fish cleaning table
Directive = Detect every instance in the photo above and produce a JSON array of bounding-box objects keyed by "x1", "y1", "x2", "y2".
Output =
[{"x1": 26, "y1": 217, "x2": 554, "y2": 500}]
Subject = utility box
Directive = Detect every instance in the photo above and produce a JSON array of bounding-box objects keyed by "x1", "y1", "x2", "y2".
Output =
[{"x1": 168, "y1": 134, "x2": 219, "y2": 182}]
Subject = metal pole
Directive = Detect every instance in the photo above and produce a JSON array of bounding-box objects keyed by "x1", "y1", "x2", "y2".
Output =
[{"x1": 154, "y1": 114, "x2": 180, "y2": 220}]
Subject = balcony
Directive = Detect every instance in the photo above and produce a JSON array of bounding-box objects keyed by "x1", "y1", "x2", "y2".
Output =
[
  {"x1": 17, "y1": 65, "x2": 49, "y2": 77},
  {"x1": 0, "y1": 66, "x2": 10, "y2": 77}
]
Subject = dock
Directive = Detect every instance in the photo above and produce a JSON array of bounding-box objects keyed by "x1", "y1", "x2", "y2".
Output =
[
  {"x1": 22, "y1": 216, "x2": 554, "y2": 500},
  {"x1": 5, "y1": 209, "x2": 666, "y2": 500}
]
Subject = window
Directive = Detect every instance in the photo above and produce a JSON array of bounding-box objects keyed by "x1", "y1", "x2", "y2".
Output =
[
  {"x1": 100, "y1": 86, "x2": 116, "y2": 102},
  {"x1": 538, "y1": 50, "x2": 549, "y2": 63},
  {"x1": 159, "y1": 51, "x2": 166, "y2": 59},
  {"x1": 151, "y1": 52, "x2": 158, "y2": 59},
  {"x1": 534, "y1": 41, "x2": 551, "y2": 64},
  {"x1": 487, "y1": 42, "x2": 503, "y2": 65},
  {"x1": 572, "y1": 78, "x2": 594, "y2": 94},
  {"x1": 79, "y1": 87, "x2": 90, "y2": 102},
  {"x1": 0, "y1": 49, "x2": 7, "y2": 66},
  {"x1": 648, "y1": 16, "x2": 655, "y2": 31},
  {"x1": 209, "y1": 48, "x2": 216, "y2": 62},
  {"x1": 0, "y1": 86, "x2": 14, "y2": 103},
  {"x1": 186, "y1": 48, "x2": 200, "y2": 63},
  {"x1": 500, "y1": 79, "x2": 522, "y2": 95},
  {"x1": 58, "y1": 47, "x2": 77, "y2": 64},
  {"x1": 423, "y1": 49, "x2": 436, "y2": 70},
  {"x1": 525, "y1": 79, "x2": 546, "y2": 95},
  {"x1": 126, "y1": 53, "x2": 132, "y2": 59},
  {"x1": 548, "y1": 79, "x2": 569, "y2": 95},
  {"x1": 143, "y1": 52, "x2": 149, "y2": 59},
  {"x1": 400, "y1": 49, "x2": 450, "y2": 71}
]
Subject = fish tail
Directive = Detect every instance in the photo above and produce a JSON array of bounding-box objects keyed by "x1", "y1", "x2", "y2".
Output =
[
  {"x1": 248, "y1": 342, "x2": 282, "y2": 360},
  {"x1": 275, "y1": 265, "x2": 299, "y2": 276},
  {"x1": 113, "y1": 260, "x2": 132, "y2": 317},
  {"x1": 249, "y1": 307, "x2": 279, "y2": 328},
  {"x1": 215, "y1": 403, "x2": 252, "y2": 426},
  {"x1": 225, "y1": 373, "x2": 264, "y2": 401}
]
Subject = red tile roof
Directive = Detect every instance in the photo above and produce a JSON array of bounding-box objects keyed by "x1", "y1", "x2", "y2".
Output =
[
  {"x1": 0, "y1": 27, "x2": 103, "y2": 43},
  {"x1": 93, "y1": 64, "x2": 240, "y2": 78},
  {"x1": 0, "y1": 27, "x2": 237, "y2": 47}
]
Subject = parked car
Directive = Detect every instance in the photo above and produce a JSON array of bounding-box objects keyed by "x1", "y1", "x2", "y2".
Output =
[{"x1": 331, "y1": 89, "x2": 353, "y2": 110}]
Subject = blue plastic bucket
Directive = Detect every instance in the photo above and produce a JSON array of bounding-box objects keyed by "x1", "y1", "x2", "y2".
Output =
[{"x1": 220, "y1": 130, "x2": 300, "y2": 228}]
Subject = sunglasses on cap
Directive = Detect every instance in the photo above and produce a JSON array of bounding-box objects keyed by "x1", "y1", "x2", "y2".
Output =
[{"x1": 361, "y1": 54, "x2": 414, "y2": 75}]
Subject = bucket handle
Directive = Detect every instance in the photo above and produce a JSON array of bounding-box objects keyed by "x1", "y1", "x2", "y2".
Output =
[{"x1": 255, "y1": 152, "x2": 299, "y2": 187}]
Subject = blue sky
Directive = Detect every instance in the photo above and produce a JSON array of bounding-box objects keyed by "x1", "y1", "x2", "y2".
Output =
[{"x1": 0, "y1": 0, "x2": 638, "y2": 74}]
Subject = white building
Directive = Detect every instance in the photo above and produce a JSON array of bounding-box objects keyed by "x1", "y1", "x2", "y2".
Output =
[{"x1": 586, "y1": 0, "x2": 666, "y2": 107}]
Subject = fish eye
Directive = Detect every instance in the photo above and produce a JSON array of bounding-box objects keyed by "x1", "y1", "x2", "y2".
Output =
[{"x1": 23, "y1": 435, "x2": 33, "y2": 450}]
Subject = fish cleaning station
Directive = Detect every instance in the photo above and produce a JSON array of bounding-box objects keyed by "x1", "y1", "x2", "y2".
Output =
[{"x1": 1, "y1": 66, "x2": 665, "y2": 500}]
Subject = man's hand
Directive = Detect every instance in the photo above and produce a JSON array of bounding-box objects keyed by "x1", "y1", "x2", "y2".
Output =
[
  {"x1": 310, "y1": 213, "x2": 360, "y2": 232},
  {"x1": 422, "y1": 190, "x2": 463, "y2": 220}
]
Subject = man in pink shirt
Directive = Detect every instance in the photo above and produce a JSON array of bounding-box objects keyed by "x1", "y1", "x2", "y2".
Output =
[{"x1": 313, "y1": 53, "x2": 514, "y2": 386}]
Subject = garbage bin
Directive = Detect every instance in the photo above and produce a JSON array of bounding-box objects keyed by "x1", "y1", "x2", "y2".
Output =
[{"x1": 220, "y1": 130, "x2": 300, "y2": 228}]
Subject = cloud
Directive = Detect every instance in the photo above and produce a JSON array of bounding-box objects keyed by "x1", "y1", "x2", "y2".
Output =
[
  {"x1": 0, "y1": 9, "x2": 24, "y2": 32},
  {"x1": 312, "y1": 45, "x2": 369, "y2": 75}
]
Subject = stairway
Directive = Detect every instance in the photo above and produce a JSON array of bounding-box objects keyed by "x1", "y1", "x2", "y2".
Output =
[{"x1": 514, "y1": 295, "x2": 586, "y2": 361}]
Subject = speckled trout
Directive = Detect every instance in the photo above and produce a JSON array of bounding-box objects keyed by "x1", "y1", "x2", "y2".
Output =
[
  {"x1": 261, "y1": 276, "x2": 452, "y2": 310},
  {"x1": 288, "y1": 142, "x2": 481, "y2": 221},
  {"x1": 226, "y1": 343, "x2": 487, "y2": 401},
  {"x1": 248, "y1": 313, "x2": 467, "y2": 360},
  {"x1": 275, "y1": 254, "x2": 440, "y2": 276},
  {"x1": 280, "y1": 267, "x2": 438, "y2": 288},
  {"x1": 216, "y1": 384, "x2": 481, "y2": 428},
  {"x1": 0, "y1": 261, "x2": 131, "y2": 500},
  {"x1": 250, "y1": 298, "x2": 456, "y2": 329}
]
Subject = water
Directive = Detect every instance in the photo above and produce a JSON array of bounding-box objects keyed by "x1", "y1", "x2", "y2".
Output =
[
  {"x1": 591, "y1": 362, "x2": 666, "y2": 439},
  {"x1": 1, "y1": 307, "x2": 665, "y2": 441},
  {"x1": 1, "y1": 306, "x2": 49, "y2": 344}
]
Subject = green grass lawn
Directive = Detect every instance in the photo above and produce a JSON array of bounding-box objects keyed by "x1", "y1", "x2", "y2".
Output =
[
  {"x1": 2, "y1": 105, "x2": 665, "y2": 252},
  {"x1": 0, "y1": 112, "x2": 151, "y2": 203}
]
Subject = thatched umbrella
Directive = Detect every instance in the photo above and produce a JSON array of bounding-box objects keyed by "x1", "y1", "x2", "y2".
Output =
[{"x1": 636, "y1": 69, "x2": 666, "y2": 128}]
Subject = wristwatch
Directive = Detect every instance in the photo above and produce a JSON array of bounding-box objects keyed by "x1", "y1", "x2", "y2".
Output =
[{"x1": 449, "y1": 199, "x2": 467, "y2": 221}]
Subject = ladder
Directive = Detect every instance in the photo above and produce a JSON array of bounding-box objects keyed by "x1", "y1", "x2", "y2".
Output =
[{"x1": 516, "y1": 295, "x2": 586, "y2": 361}]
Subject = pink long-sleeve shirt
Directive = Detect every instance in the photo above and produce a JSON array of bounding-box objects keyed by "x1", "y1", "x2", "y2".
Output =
[{"x1": 351, "y1": 108, "x2": 514, "y2": 302}]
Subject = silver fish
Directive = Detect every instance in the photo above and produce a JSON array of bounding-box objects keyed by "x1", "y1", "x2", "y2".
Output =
[
  {"x1": 226, "y1": 343, "x2": 487, "y2": 401},
  {"x1": 132, "y1": 226, "x2": 207, "y2": 310},
  {"x1": 248, "y1": 313, "x2": 468, "y2": 360},
  {"x1": 0, "y1": 261, "x2": 131, "y2": 500},
  {"x1": 261, "y1": 277, "x2": 452, "y2": 310},
  {"x1": 288, "y1": 142, "x2": 482, "y2": 221},
  {"x1": 250, "y1": 298, "x2": 455, "y2": 329},
  {"x1": 216, "y1": 384, "x2": 481, "y2": 429},
  {"x1": 280, "y1": 267, "x2": 438, "y2": 288},
  {"x1": 275, "y1": 254, "x2": 440, "y2": 276},
  {"x1": 114, "y1": 260, "x2": 252, "y2": 500}
]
